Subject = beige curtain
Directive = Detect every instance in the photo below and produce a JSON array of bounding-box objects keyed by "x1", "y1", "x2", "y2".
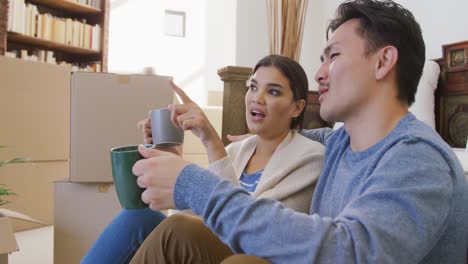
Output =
[{"x1": 267, "y1": 0, "x2": 309, "y2": 61}]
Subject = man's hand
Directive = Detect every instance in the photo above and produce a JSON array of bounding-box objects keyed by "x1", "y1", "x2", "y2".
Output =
[{"x1": 132, "y1": 145, "x2": 191, "y2": 210}]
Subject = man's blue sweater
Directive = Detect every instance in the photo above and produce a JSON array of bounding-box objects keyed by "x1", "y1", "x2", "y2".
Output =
[{"x1": 174, "y1": 113, "x2": 468, "y2": 263}]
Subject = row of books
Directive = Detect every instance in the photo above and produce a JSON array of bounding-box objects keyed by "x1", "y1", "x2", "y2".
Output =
[
  {"x1": 5, "y1": 49, "x2": 102, "y2": 72},
  {"x1": 8, "y1": 0, "x2": 101, "y2": 51},
  {"x1": 71, "y1": 0, "x2": 102, "y2": 9}
]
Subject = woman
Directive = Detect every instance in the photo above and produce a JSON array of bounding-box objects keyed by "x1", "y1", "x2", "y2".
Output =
[{"x1": 82, "y1": 55, "x2": 325, "y2": 264}]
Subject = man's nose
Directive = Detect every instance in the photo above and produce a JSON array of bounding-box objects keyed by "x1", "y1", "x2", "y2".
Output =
[{"x1": 314, "y1": 63, "x2": 328, "y2": 84}]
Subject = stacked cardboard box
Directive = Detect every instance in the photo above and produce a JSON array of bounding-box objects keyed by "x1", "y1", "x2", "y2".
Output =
[
  {"x1": 0, "y1": 215, "x2": 19, "y2": 264},
  {"x1": 54, "y1": 182, "x2": 121, "y2": 263},
  {"x1": 0, "y1": 57, "x2": 70, "y2": 263},
  {"x1": 54, "y1": 72, "x2": 176, "y2": 264},
  {"x1": 0, "y1": 56, "x2": 223, "y2": 263},
  {"x1": 0, "y1": 57, "x2": 71, "y2": 232}
]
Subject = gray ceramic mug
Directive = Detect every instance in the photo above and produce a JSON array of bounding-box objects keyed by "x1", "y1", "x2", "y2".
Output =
[{"x1": 150, "y1": 108, "x2": 184, "y2": 147}]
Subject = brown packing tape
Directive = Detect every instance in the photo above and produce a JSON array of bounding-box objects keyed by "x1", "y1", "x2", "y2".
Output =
[
  {"x1": 117, "y1": 75, "x2": 130, "y2": 85},
  {"x1": 98, "y1": 183, "x2": 111, "y2": 193}
]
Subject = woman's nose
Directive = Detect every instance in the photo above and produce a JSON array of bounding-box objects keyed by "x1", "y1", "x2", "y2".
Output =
[{"x1": 251, "y1": 90, "x2": 265, "y2": 104}]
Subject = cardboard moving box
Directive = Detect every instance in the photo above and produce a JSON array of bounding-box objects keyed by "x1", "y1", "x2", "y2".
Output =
[
  {"x1": 54, "y1": 181, "x2": 121, "y2": 264},
  {"x1": 181, "y1": 106, "x2": 222, "y2": 168},
  {"x1": 0, "y1": 57, "x2": 70, "y2": 162},
  {"x1": 0, "y1": 216, "x2": 19, "y2": 264},
  {"x1": 182, "y1": 106, "x2": 222, "y2": 155},
  {"x1": 70, "y1": 72, "x2": 174, "y2": 182},
  {"x1": 0, "y1": 161, "x2": 68, "y2": 232}
]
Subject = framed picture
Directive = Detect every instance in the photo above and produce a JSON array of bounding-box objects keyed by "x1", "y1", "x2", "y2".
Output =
[
  {"x1": 449, "y1": 48, "x2": 466, "y2": 68},
  {"x1": 164, "y1": 10, "x2": 186, "y2": 37}
]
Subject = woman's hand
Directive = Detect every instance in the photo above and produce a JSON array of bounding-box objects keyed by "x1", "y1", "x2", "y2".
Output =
[
  {"x1": 137, "y1": 115, "x2": 182, "y2": 156},
  {"x1": 169, "y1": 81, "x2": 226, "y2": 163},
  {"x1": 168, "y1": 81, "x2": 215, "y2": 145},
  {"x1": 137, "y1": 117, "x2": 152, "y2": 144}
]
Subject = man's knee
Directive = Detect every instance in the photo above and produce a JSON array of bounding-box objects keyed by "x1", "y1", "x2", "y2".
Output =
[
  {"x1": 156, "y1": 213, "x2": 204, "y2": 241},
  {"x1": 132, "y1": 213, "x2": 233, "y2": 264},
  {"x1": 221, "y1": 254, "x2": 271, "y2": 264}
]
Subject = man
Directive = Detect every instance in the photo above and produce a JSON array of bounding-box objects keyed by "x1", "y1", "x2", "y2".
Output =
[{"x1": 131, "y1": 0, "x2": 468, "y2": 263}]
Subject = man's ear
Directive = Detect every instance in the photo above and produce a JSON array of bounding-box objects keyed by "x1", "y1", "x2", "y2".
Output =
[{"x1": 375, "y1": 46, "x2": 398, "y2": 80}]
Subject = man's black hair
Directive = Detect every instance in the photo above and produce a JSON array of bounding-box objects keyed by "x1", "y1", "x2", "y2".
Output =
[{"x1": 327, "y1": 0, "x2": 425, "y2": 106}]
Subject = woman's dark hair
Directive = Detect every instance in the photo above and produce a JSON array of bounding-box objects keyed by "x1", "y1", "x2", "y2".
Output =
[
  {"x1": 327, "y1": 0, "x2": 425, "y2": 106},
  {"x1": 252, "y1": 54, "x2": 309, "y2": 130}
]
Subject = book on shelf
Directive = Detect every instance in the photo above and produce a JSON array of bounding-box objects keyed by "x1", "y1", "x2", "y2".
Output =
[
  {"x1": 6, "y1": 0, "x2": 102, "y2": 51},
  {"x1": 5, "y1": 51, "x2": 17, "y2": 58},
  {"x1": 72, "y1": 19, "x2": 80, "y2": 47},
  {"x1": 7, "y1": 0, "x2": 13, "y2": 31},
  {"x1": 78, "y1": 19, "x2": 84, "y2": 47},
  {"x1": 29, "y1": 4, "x2": 39, "y2": 37},
  {"x1": 84, "y1": 23, "x2": 91, "y2": 49},
  {"x1": 24, "y1": 3, "x2": 30, "y2": 35},
  {"x1": 35, "y1": 8, "x2": 41, "y2": 38},
  {"x1": 41, "y1": 13, "x2": 52, "y2": 41},
  {"x1": 6, "y1": 48, "x2": 101, "y2": 72},
  {"x1": 20, "y1": 49, "x2": 27, "y2": 59},
  {"x1": 69, "y1": 0, "x2": 102, "y2": 9},
  {"x1": 91, "y1": 24, "x2": 101, "y2": 51},
  {"x1": 53, "y1": 18, "x2": 66, "y2": 44},
  {"x1": 65, "y1": 18, "x2": 73, "y2": 45},
  {"x1": 45, "y1": 50, "x2": 56, "y2": 64},
  {"x1": 9, "y1": 0, "x2": 25, "y2": 33}
]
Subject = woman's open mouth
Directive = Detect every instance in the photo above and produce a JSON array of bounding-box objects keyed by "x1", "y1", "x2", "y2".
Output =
[{"x1": 250, "y1": 110, "x2": 266, "y2": 121}]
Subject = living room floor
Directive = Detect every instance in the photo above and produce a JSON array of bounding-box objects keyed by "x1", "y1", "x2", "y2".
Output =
[{"x1": 9, "y1": 225, "x2": 53, "y2": 264}]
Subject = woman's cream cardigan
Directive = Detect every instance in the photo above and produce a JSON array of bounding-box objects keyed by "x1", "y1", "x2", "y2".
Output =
[{"x1": 208, "y1": 131, "x2": 325, "y2": 214}]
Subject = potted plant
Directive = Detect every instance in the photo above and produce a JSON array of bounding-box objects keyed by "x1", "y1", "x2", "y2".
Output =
[
  {"x1": 0, "y1": 145, "x2": 26, "y2": 259},
  {"x1": 0, "y1": 145, "x2": 30, "y2": 206},
  {"x1": 0, "y1": 144, "x2": 44, "y2": 223}
]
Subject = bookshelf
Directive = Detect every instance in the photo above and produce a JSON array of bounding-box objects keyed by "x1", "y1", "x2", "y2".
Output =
[{"x1": 0, "y1": 0, "x2": 108, "y2": 72}]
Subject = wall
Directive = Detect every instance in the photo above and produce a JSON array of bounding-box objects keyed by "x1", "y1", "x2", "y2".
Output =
[
  {"x1": 398, "y1": 0, "x2": 468, "y2": 59},
  {"x1": 310, "y1": 0, "x2": 468, "y2": 75},
  {"x1": 108, "y1": 0, "x2": 236, "y2": 105},
  {"x1": 234, "y1": 0, "x2": 268, "y2": 68},
  {"x1": 299, "y1": 1, "x2": 326, "y2": 89},
  {"x1": 235, "y1": 0, "x2": 468, "y2": 91},
  {"x1": 234, "y1": 1, "x2": 328, "y2": 92},
  {"x1": 108, "y1": 0, "x2": 468, "y2": 99},
  {"x1": 205, "y1": 0, "x2": 236, "y2": 96}
]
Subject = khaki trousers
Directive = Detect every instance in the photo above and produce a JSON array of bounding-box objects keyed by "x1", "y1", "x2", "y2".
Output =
[{"x1": 130, "y1": 214, "x2": 270, "y2": 264}]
